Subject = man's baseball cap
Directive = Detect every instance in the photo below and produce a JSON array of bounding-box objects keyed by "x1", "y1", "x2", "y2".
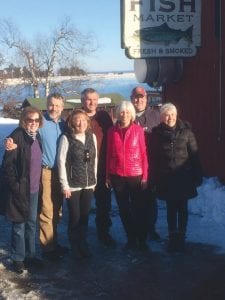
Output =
[{"x1": 131, "y1": 86, "x2": 147, "y2": 98}]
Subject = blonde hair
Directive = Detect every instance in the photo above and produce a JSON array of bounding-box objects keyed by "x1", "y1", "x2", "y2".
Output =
[
  {"x1": 67, "y1": 109, "x2": 90, "y2": 133},
  {"x1": 116, "y1": 101, "x2": 136, "y2": 122}
]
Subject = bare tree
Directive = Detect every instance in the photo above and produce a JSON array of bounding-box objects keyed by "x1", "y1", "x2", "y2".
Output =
[
  {"x1": 0, "y1": 19, "x2": 40, "y2": 97},
  {"x1": 0, "y1": 52, "x2": 6, "y2": 91},
  {"x1": 0, "y1": 17, "x2": 97, "y2": 97}
]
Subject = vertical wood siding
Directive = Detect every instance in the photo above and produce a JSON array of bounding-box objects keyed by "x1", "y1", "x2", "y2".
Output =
[{"x1": 164, "y1": 1, "x2": 225, "y2": 181}]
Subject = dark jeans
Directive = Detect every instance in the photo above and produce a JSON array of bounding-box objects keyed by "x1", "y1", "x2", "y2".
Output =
[
  {"x1": 67, "y1": 189, "x2": 93, "y2": 245},
  {"x1": 11, "y1": 192, "x2": 39, "y2": 262},
  {"x1": 166, "y1": 198, "x2": 188, "y2": 235},
  {"x1": 143, "y1": 188, "x2": 158, "y2": 233},
  {"x1": 110, "y1": 175, "x2": 148, "y2": 243},
  {"x1": 95, "y1": 182, "x2": 112, "y2": 237}
]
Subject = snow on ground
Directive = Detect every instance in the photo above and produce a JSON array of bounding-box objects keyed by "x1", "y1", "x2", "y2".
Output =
[
  {"x1": 0, "y1": 118, "x2": 19, "y2": 163},
  {"x1": 188, "y1": 177, "x2": 225, "y2": 251},
  {"x1": 1, "y1": 118, "x2": 225, "y2": 299}
]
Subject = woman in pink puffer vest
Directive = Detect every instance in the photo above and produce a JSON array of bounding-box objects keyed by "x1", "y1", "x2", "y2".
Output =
[{"x1": 106, "y1": 100, "x2": 149, "y2": 252}]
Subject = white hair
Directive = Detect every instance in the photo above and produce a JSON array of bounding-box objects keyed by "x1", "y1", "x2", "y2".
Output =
[
  {"x1": 160, "y1": 102, "x2": 177, "y2": 116},
  {"x1": 116, "y1": 101, "x2": 136, "y2": 122}
]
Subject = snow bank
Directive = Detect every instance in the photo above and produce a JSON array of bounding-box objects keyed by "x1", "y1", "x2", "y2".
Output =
[
  {"x1": 189, "y1": 177, "x2": 225, "y2": 227},
  {"x1": 0, "y1": 118, "x2": 19, "y2": 124}
]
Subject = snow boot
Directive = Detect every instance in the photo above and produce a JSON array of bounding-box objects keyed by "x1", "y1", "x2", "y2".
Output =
[
  {"x1": 176, "y1": 232, "x2": 186, "y2": 253},
  {"x1": 167, "y1": 232, "x2": 178, "y2": 253},
  {"x1": 79, "y1": 240, "x2": 92, "y2": 258}
]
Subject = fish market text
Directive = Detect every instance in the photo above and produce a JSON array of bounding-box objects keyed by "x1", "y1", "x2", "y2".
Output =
[{"x1": 134, "y1": 14, "x2": 194, "y2": 23}]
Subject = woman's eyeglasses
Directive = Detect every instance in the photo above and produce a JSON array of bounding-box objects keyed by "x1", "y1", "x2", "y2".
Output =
[{"x1": 26, "y1": 118, "x2": 40, "y2": 123}]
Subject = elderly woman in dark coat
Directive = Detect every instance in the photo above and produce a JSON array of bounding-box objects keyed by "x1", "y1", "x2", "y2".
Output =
[
  {"x1": 1, "y1": 106, "x2": 43, "y2": 273},
  {"x1": 149, "y1": 103, "x2": 202, "y2": 252}
]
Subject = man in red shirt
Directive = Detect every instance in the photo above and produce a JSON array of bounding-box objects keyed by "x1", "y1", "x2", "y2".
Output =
[{"x1": 81, "y1": 88, "x2": 116, "y2": 247}]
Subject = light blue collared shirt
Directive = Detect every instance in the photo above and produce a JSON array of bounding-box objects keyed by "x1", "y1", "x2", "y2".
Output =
[{"x1": 39, "y1": 113, "x2": 65, "y2": 168}]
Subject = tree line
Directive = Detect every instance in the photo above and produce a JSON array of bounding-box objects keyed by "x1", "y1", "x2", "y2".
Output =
[{"x1": 0, "y1": 64, "x2": 87, "y2": 79}]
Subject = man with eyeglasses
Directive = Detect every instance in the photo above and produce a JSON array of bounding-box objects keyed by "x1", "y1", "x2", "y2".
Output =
[{"x1": 131, "y1": 86, "x2": 161, "y2": 241}]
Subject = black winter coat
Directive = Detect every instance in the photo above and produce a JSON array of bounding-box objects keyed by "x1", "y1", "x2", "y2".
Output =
[
  {"x1": 1, "y1": 127, "x2": 42, "y2": 222},
  {"x1": 149, "y1": 120, "x2": 202, "y2": 201},
  {"x1": 135, "y1": 106, "x2": 160, "y2": 134}
]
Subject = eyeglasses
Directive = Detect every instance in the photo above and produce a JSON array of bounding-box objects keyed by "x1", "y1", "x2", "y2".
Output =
[{"x1": 26, "y1": 118, "x2": 40, "y2": 123}]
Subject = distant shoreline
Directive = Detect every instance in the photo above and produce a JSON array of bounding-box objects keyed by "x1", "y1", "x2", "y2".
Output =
[{"x1": 5, "y1": 72, "x2": 136, "y2": 86}]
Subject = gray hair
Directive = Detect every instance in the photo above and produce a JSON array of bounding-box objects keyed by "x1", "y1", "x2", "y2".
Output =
[
  {"x1": 160, "y1": 102, "x2": 177, "y2": 116},
  {"x1": 116, "y1": 101, "x2": 136, "y2": 122},
  {"x1": 81, "y1": 88, "x2": 99, "y2": 102},
  {"x1": 47, "y1": 92, "x2": 64, "y2": 105}
]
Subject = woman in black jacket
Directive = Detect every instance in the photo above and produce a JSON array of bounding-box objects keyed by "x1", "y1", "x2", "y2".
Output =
[
  {"x1": 149, "y1": 103, "x2": 202, "y2": 252},
  {"x1": 2, "y1": 106, "x2": 43, "y2": 273}
]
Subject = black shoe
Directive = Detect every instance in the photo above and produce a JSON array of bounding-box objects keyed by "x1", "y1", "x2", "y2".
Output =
[
  {"x1": 167, "y1": 232, "x2": 186, "y2": 253},
  {"x1": 176, "y1": 242, "x2": 186, "y2": 253},
  {"x1": 149, "y1": 230, "x2": 161, "y2": 241},
  {"x1": 99, "y1": 233, "x2": 117, "y2": 248},
  {"x1": 24, "y1": 257, "x2": 44, "y2": 268},
  {"x1": 123, "y1": 239, "x2": 137, "y2": 251},
  {"x1": 13, "y1": 261, "x2": 25, "y2": 274},
  {"x1": 167, "y1": 233, "x2": 179, "y2": 253},
  {"x1": 138, "y1": 241, "x2": 150, "y2": 252},
  {"x1": 79, "y1": 241, "x2": 92, "y2": 258},
  {"x1": 42, "y1": 250, "x2": 63, "y2": 261},
  {"x1": 166, "y1": 240, "x2": 176, "y2": 253},
  {"x1": 56, "y1": 244, "x2": 69, "y2": 255},
  {"x1": 71, "y1": 247, "x2": 83, "y2": 260},
  {"x1": 176, "y1": 235, "x2": 186, "y2": 253}
]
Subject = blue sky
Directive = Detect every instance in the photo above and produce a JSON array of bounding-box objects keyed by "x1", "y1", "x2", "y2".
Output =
[{"x1": 0, "y1": 0, "x2": 133, "y2": 72}]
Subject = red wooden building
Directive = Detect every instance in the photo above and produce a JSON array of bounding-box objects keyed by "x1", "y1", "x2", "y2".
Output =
[
  {"x1": 164, "y1": 1, "x2": 225, "y2": 182},
  {"x1": 122, "y1": 0, "x2": 224, "y2": 182}
]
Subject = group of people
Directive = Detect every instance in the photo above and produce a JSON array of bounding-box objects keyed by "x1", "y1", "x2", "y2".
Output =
[{"x1": 0, "y1": 86, "x2": 202, "y2": 274}]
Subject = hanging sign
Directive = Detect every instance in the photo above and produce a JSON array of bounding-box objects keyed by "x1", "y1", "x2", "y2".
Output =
[{"x1": 121, "y1": 0, "x2": 201, "y2": 58}]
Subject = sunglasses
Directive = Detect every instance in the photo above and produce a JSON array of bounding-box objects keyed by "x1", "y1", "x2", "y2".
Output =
[{"x1": 26, "y1": 118, "x2": 40, "y2": 123}]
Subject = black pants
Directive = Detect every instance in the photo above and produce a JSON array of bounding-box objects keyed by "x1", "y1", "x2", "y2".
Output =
[
  {"x1": 110, "y1": 175, "x2": 148, "y2": 243},
  {"x1": 95, "y1": 182, "x2": 112, "y2": 237},
  {"x1": 166, "y1": 198, "x2": 188, "y2": 235},
  {"x1": 67, "y1": 189, "x2": 93, "y2": 245},
  {"x1": 143, "y1": 188, "x2": 158, "y2": 233}
]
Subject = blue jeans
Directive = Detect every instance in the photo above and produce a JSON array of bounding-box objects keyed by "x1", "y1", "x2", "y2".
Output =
[{"x1": 11, "y1": 192, "x2": 39, "y2": 261}]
